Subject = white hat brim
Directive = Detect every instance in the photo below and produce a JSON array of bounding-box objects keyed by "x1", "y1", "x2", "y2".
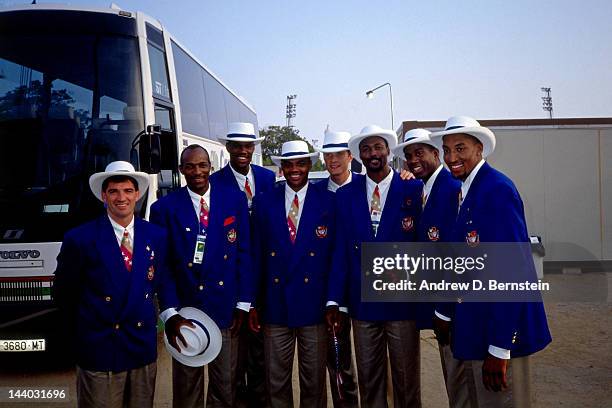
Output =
[
  {"x1": 89, "y1": 171, "x2": 150, "y2": 202},
  {"x1": 392, "y1": 136, "x2": 441, "y2": 158},
  {"x1": 430, "y1": 126, "x2": 496, "y2": 158},
  {"x1": 217, "y1": 136, "x2": 265, "y2": 145},
  {"x1": 271, "y1": 152, "x2": 320, "y2": 167},
  {"x1": 163, "y1": 307, "x2": 222, "y2": 368},
  {"x1": 348, "y1": 130, "x2": 397, "y2": 164}
]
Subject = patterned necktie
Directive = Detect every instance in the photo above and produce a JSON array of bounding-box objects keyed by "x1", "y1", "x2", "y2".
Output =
[
  {"x1": 120, "y1": 229, "x2": 133, "y2": 272},
  {"x1": 370, "y1": 185, "x2": 381, "y2": 237},
  {"x1": 199, "y1": 197, "x2": 209, "y2": 230},
  {"x1": 244, "y1": 178, "x2": 254, "y2": 202},
  {"x1": 287, "y1": 194, "x2": 299, "y2": 244},
  {"x1": 458, "y1": 190, "x2": 463, "y2": 214},
  {"x1": 422, "y1": 191, "x2": 428, "y2": 209},
  {"x1": 371, "y1": 185, "x2": 381, "y2": 213}
]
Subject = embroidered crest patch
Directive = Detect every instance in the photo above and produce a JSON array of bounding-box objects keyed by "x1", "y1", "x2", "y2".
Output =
[
  {"x1": 147, "y1": 265, "x2": 155, "y2": 281},
  {"x1": 227, "y1": 228, "x2": 237, "y2": 243},
  {"x1": 428, "y1": 226, "x2": 440, "y2": 241},
  {"x1": 315, "y1": 225, "x2": 328, "y2": 238},
  {"x1": 466, "y1": 230, "x2": 479, "y2": 247},
  {"x1": 401, "y1": 216, "x2": 414, "y2": 231}
]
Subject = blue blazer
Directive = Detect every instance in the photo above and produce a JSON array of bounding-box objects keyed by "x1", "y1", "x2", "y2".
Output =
[
  {"x1": 442, "y1": 162, "x2": 552, "y2": 360},
  {"x1": 150, "y1": 185, "x2": 252, "y2": 329},
  {"x1": 417, "y1": 168, "x2": 461, "y2": 329},
  {"x1": 418, "y1": 168, "x2": 461, "y2": 243},
  {"x1": 209, "y1": 164, "x2": 276, "y2": 200},
  {"x1": 328, "y1": 172, "x2": 424, "y2": 321},
  {"x1": 252, "y1": 182, "x2": 336, "y2": 327},
  {"x1": 53, "y1": 216, "x2": 179, "y2": 372}
]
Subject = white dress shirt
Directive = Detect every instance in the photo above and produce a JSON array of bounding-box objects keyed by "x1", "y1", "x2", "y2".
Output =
[
  {"x1": 459, "y1": 159, "x2": 486, "y2": 208},
  {"x1": 434, "y1": 159, "x2": 510, "y2": 359},
  {"x1": 285, "y1": 182, "x2": 308, "y2": 234},
  {"x1": 108, "y1": 215, "x2": 134, "y2": 247},
  {"x1": 327, "y1": 172, "x2": 353, "y2": 193},
  {"x1": 422, "y1": 165, "x2": 444, "y2": 209},
  {"x1": 187, "y1": 185, "x2": 212, "y2": 222},
  {"x1": 230, "y1": 164, "x2": 255, "y2": 206}
]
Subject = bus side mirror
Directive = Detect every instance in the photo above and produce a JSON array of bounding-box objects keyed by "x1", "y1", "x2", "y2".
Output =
[
  {"x1": 145, "y1": 125, "x2": 162, "y2": 174},
  {"x1": 130, "y1": 125, "x2": 162, "y2": 174}
]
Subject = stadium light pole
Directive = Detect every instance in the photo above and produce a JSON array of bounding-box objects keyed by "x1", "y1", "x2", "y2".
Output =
[{"x1": 366, "y1": 82, "x2": 394, "y2": 130}]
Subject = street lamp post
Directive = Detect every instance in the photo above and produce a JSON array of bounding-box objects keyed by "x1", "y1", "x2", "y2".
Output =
[{"x1": 366, "y1": 82, "x2": 394, "y2": 131}]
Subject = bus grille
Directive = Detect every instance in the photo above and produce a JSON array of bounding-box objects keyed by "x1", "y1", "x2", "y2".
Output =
[{"x1": 0, "y1": 278, "x2": 53, "y2": 302}]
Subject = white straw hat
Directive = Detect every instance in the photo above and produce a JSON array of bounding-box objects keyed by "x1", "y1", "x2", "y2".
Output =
[
  {"x1": 88, "y1": 161, "x2": 149, "y2": 202},
  {"x1": 317, "y1": 129, "x2": 351, "y2": 153},
  {"x1": 163, "y1": 307, "x2": 222, "y2": 368},
  {"x1": 271, "y1": 140, "x2": 320, "y2": 167},
  {"x1": 348, "y1": 125, "x2": 397, "y2": 164},
  {"x1": 217, "y1": 122, "x2": 264, "y2": 144},
  {"x1": 430, "y1": 116, "x2": 496, "y2": 158},
  {"x1": 392, "y1": 128, "x2": 439, "y2": 157}
]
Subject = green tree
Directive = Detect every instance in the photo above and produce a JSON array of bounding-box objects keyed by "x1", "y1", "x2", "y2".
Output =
[{"x1": 259, "y1": 126, "x2": 325, "y2": 170}]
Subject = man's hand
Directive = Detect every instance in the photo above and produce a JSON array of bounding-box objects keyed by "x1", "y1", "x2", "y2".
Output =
[
  {"x1": 399, "y1": 169, "x2": 415, "y2": 180},
  {"x1": 482, "y1": 354, "x2": 509, "y2": 392},
  {"x1": 433, "y1": 316, "x2": 451, "y2": 346},
  {"x1": 230, "y1": 309, "x2": 248, "y2": 336},
  {"x1": 164, "y1": 314, "x2": 195, "y2": 352},
  {"x1": 325, "y1": 305, "x2": 344, "y2": 334},
  {"x1": 248, "y1": 308, "x2": 261, "y2": 333}
]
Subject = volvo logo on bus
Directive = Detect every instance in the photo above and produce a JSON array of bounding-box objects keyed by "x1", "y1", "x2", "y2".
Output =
[{"x1": 0, "y1": 250, "x2": 41, "y2": 260}]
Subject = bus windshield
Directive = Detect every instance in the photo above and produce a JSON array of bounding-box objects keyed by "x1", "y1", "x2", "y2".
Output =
[{"x1": 0, "y1": 29, "x2": 144, "y2": 243}]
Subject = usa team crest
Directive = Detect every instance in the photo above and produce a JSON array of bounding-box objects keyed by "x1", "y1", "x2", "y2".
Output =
[
  {"x1": 227, "y1": 228, "x2": 237, "y2": 243},
  {"x1": 401, "y1": 216, "x2": 414, "y2": 231},
  {"x1": 428, "y1": 226, "x2": 440, "y2": 241},
  {"x1": 315, "y1": 225, "x2": 328, "y2": 238},
  {"x1": 147, "y1": 265, "x2": 155, "y2": 280},
  {"x1": 466, "y1": 230, "x2": 479, "y2": 247}
]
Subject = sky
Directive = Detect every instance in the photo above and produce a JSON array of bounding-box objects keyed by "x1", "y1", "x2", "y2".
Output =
[{"x1": 5, "y1": 0, "x2": 611, "y2": 144}]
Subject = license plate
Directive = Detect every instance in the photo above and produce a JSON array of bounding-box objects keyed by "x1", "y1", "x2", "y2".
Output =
[{"x1": 0, "y1": 339, "x2": 46, "y2": 352}]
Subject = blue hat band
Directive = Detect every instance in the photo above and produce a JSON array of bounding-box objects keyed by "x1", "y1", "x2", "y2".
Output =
[
  {"x1": 445, "y1": 125, "x2": 466, "y2": 131},
  {"x1": 281, "y1": 151, "x2": 310, "y2": 157},
  {"x1": 190, "y1": 319, "x2": 211, "y2": 356},
  {"x1": 227, "y1": 133, "x2": 256, "y2": 139},
  {"x1": 322, "y1": 142, "x2": 348, "y2": 149},
  {"x1": 402, "y1": 136, "x2": 419, "y2": 142}
]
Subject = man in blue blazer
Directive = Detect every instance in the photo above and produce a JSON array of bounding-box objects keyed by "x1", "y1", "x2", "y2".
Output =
[
  {"x1": 315, "y1": 128, "x2": 359, "y2": 407},
  {"x1": 249, "y1": 140, "x2": 335, "y2": 408},
  {"x1": 210, "y1": 122, "x2": 275, "y2": 407},
  {"x1": 53, "y1": 161, "x2": 183, "y2": 408},
  {"x1": 393, "y1": 128, "x2": 467, "y2": 407},
  {"x1": 327, "y1": 125, "x2": 424, "y2": 407},
  {"x1": 210, "y1": 122, "x2": 276, "y2": 209},
  {"x1": 150, "y1": 145, "x2": 252, "y2": 408},
  {"x1": 431, "y1": 116, "x2": 552, "y2": 407}
]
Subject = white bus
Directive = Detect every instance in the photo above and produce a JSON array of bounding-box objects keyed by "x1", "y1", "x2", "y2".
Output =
[{"x1": 0, "y1": 3, "x2": 259, "y2": 358}]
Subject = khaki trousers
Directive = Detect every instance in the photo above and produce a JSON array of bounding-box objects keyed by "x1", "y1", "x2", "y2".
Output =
[
  {"x1": 439, "y1": 344, "x2": 470, "y2": 408},
  {"x1": 463, "y1": 356, "x2": 532, "y2": 408},
  {"x1": 264, "y1": 323, "x2": 328, "y2": 408},
  {"x1": 172, "y1": 328, "x2": 240, "y2": 408},
  {"x1": 352, "y1": 319, "x2": 421, "y2": 408},
  {"x1": 76, "y1": 362, "x2": 156, "y2": 408}
]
